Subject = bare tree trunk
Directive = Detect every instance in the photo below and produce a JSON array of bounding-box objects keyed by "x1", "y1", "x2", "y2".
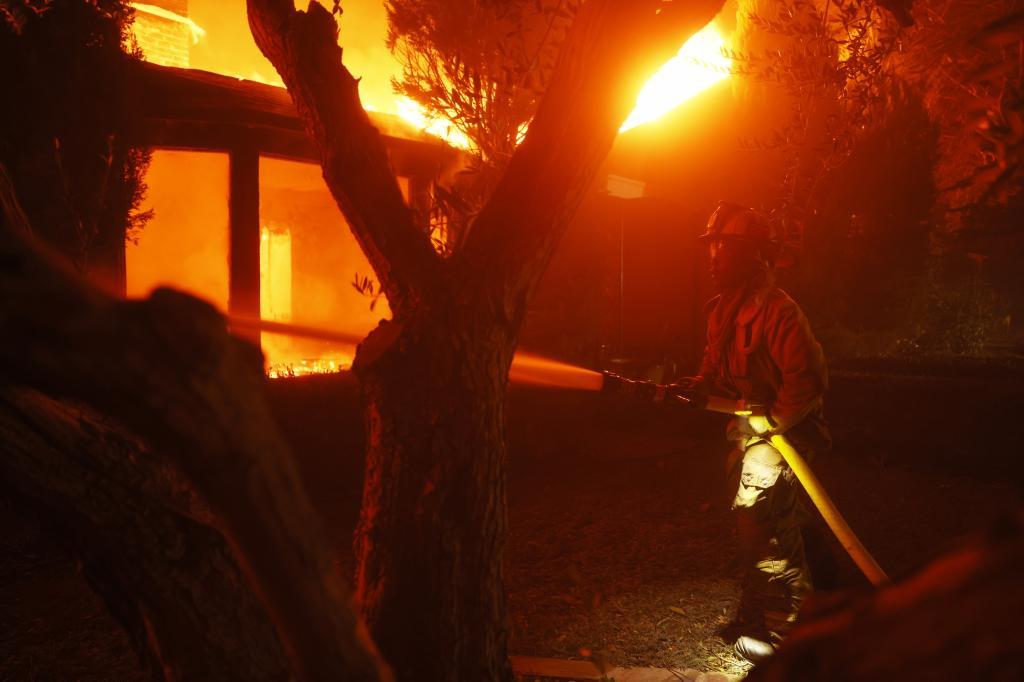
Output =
[
  {"x1": 0, "y1": 389, "x2": 292, "y2": 681},
  {"x1": 354, "y1": 318, "x2": 514, "y2": 680},
  {"x1": 245, "y1": 3, "x2": 723, "y2": 678}
]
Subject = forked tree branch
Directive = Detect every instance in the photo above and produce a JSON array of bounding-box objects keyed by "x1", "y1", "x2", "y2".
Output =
[
  {"x1": 463, "y1": 0, "x2": 724, "y2": 325},
  {"x1": 247, "y1": 0, "x2": 721, "y2": 330},
  {"x1": 247, "y1": 0, "x2": 441, "y2": 319}
]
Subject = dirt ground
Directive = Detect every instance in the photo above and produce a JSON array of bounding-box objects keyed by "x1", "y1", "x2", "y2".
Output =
[{"x1": 1, "y1": 366, "x2": 1021, "y2": 679}]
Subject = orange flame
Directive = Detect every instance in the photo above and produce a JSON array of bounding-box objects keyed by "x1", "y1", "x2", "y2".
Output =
[
  {"x1": 620, "y1": 22, "x2": 732, "y2": 132},
  {"x1": 131, "y1": 3, "x2": 728, "y2": 146}
]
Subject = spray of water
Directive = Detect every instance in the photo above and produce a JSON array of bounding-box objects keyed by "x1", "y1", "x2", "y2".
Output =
[
  {"x1": 228, "y1": 316, "x2": 605, "y2": 391},
  {"x1": 508, "y1": 352, "x2": 603, "y2": 391},
  {"x1": 228, "y1": 316, "x2": 365, "y2": 347}
]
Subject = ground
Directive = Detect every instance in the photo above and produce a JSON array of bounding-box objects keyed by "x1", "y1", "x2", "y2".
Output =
[{"x1": 1, "y1": 364, "x2": 1021, "y2": 679}]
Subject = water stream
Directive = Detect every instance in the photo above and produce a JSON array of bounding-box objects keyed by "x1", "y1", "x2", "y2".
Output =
[{"x1": 229, "y1": 315, "x2": 605, "y2": 390}]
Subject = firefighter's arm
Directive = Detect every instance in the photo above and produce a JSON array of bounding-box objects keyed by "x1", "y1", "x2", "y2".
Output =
[
  {"x1": 684, "y1": 296, "x2": 723, "y2": 396},
  {"x1": 763, "y1": 304, "x2": 827, "y2": 434},
  {"x1": 665, "y1": 347, "x2": 714, "y2": 408}
]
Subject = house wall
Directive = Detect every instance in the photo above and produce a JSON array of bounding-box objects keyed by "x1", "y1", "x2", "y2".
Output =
[{"x1": 132, "y1": 1, "x2": 192, "y2": 68}]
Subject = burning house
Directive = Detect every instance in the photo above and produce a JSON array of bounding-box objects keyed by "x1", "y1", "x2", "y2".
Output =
[
  {"x1": 5, "y1": 2, "x2": 1024, "y2": 680},
  {"x1": 123, "y1": 62, "x2": 459, "y2": 375},
  {"x1": 120, "y1": 0, "x2": 736, "y2": 378},
  {"x1": 122, "y1": 0, "x2": 461, "y2": 375}
]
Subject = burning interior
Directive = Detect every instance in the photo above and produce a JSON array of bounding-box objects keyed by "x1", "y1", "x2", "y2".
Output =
[
  {"x1": 120, "y1": 61, "x2": 459, "y2": 377},
  {"x1": 122, "y1": 0, "x2": 733, "y2": 378}
]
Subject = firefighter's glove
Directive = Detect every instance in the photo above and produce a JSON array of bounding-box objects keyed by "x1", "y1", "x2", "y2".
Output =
[
  {"x1": 601, "y1": 371, "x2": 627, "y2": 395},
  {"x1": 668, "y1": 377, "x2": 708, "y2": 409}
]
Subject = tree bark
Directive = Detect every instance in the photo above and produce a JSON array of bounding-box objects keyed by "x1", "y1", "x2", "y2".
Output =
[
  {"x1": 0, "y1": 389, "x2": 292, "y2": 681},
  {"x1": 246, "y1": 0, "x2": 442, "y2": 318},
  {"x1": 245, "y1": 2, "x2": 723, "y2": 679},
  {"x1": 0, "y1": 164, "x2": 390, "y2": 682},
  {"x1": 353, "y1": 315, "x2": 515, "y2": 680}
]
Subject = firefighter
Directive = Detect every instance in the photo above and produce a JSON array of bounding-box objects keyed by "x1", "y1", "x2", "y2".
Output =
[{"x1": 677, "y1": 202, "x2": 832, "y2": 664}]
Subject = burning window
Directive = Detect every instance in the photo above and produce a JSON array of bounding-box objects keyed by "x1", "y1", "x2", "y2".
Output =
[
  {"x1": 260, "y1": 224, "x2": 292, "y2": 323},
  {"x1": 258, "y1": 157, "x2": 404, "y2": 378},
  {"x1": 126, "y1": 150, "x2": 410, "y2": 378},
  {"x1": 126, "y1": 150, "x2": 229, "y2": 310}
]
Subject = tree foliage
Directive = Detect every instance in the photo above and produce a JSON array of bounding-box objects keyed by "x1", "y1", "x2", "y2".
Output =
[
  {"x1": 897, "y1": 1, "x2": 1024, "y2": 233},
  {"x1": 386, "y1": 0, "x2": 581, "y2": 251},
  {"x1": 732, "y1": 0, "x2": 906, "y2": 236},
  {"x1": 730, "y1": 0, "x2": 1021, "y2": 355},
  {"x1": 733, "y1": 0, "x2": 1024, "y2": 238},
  {"x1": 0, "y1": 0, "x2": 150, "y2": 275},
  {"x1": 387, "y1": 0, "x2": 581, "y2": 163}
]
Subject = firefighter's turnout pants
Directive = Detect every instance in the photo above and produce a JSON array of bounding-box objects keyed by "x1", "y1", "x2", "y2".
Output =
[{"x1": 726, "y1": 423, "x2": 812, "y2": 643}]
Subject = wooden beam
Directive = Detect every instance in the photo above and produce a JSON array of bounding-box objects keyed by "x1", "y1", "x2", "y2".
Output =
[
  {"x1": 130, "y1": 61, "x2": 463, "y2": 188},
  {"x1": 131, "y1": 117, "x2": 456, "y2": 180},
  {"x1": 229, "y1": 145, "x2": 261, "y2": 344}
]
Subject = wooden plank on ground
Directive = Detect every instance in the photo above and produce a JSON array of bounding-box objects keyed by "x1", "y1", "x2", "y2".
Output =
[{"x1": 510, "y1": 656, "x2": 740, "y2": 682}]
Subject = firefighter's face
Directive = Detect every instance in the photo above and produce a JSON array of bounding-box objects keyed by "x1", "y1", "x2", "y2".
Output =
[{"x1": 709, "y1": 238, "x2": 760, "y2": 290}]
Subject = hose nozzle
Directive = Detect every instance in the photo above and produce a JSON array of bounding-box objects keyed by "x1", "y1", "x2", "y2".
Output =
[{"x1": 600, "y1": 372, "x2": 661, "y2": 402}]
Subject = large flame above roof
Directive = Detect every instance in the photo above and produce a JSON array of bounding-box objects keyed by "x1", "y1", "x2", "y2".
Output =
[
  {"x1": 620, "y1": 22, "x2": 732, "y2": 132},
  {"x1": 131, "y1": 2, "x2": 728, "y2": 148}
]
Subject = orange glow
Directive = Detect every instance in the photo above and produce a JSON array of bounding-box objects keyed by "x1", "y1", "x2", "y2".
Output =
[
  {"x1": 127, "y1": 151, "x2": 393, "y2": 379},
  {"x1": 131, "y1": 2, "x2": 729, "y2": 148},
  {"x1": 133, "y1": 0, "x2": 461, "y2": 146},
  {"x1": 263, "y1": 335, "x2": 355, "y2": 378},
  {"x1": 130, "y1": 3, "x2": 206, "y2": 42},
  {"x1": 258, "y1": 156, "x2": 392, "y2": 377},
  {"x1": 259, "y1": 225, "x2": 351, "y2": 378},
  {"x1": 392, "y1": 97, "x2": 473, "y2": 150},
  {"x1": 620, "y1": 22, "x2": 731, "y2": 132},
  {"x1": 260, "y1": 226, "x2": 292, "y2": 323},
  {"x1": 126, "y1": 151, "x2": 230, "y2": 308}
]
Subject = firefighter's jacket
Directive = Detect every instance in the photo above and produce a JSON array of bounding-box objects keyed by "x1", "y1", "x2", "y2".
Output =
[{"x1": 698, "y1": 282, "x2": 828, "y2": 438}]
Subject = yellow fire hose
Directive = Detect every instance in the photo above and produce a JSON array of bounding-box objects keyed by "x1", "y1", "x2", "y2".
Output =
[
  {"x1": 769, "y1": 434, "x2": 890, "y2": 587},
  {"x1": 705, "y1": 396, "x2": 891, "y2": 587}
]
